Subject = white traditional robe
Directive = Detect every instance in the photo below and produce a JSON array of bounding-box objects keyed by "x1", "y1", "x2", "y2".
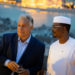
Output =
[{"x1": 46, "y1": 37, "x2": 75, "y2": 75}]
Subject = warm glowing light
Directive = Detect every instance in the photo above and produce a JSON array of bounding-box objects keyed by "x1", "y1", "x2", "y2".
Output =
[
  {"x1": 8, "y1": 1, "x2": 16, "y2": 4},
  {"x1": 66, "y1": 2, "x2": 70, "y2": 7},
  {"x1": 21, "y1": 0, "x2": 36, "y2": 8},
  {"x1": 74, "y1": 5, "x2": 75, "y2": 8},
  {"x1": 0, "y1": 0, "x2": 74, "y2": 9},
  {"x1": 0, "y1": 0, "x2": 3, "y2": 2},
  {"x1": 16, "y1": 3, "x2": 21, "y2": 6},
  {"x1": 3, "y1": 0, "x2": 7, "y2": 2},
  {"x1": 21, "y1": 0, "x2": 63, "y2": 9}
]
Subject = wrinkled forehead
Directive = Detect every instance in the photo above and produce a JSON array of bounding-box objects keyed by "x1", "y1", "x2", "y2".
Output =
[
  {"x1": 52, "y1": 23, "x2": 65, "y2": 26},
  {"x1": 18, "y1": 16, "x2": 30, "y2": 24}
]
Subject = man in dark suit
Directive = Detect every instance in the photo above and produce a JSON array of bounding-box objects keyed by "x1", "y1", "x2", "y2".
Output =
[{"x1": 0, "y1": 14, "x2": 45, "y2": 75}]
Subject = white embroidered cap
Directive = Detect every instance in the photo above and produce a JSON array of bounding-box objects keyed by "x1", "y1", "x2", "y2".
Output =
[{"x1": 53, "y1": 16, "x2": 71, "y2": 25}]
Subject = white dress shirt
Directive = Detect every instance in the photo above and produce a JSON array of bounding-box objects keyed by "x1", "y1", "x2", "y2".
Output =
[{"x1": 16, "y1": 35, "x2": 31, "y2": 63}]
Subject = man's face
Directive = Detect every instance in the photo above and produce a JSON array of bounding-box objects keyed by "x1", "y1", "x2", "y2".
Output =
[
  {"x1": 52, "y1": 23, "x2": 65, "y2": 38},
  {"x1": 17, "y1": 17, "x2": 33, "y2": 41}
]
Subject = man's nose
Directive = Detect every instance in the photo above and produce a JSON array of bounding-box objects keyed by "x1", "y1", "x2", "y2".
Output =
[{"x1": 19, "y1": 26, "x2": 24, "y2": 29}]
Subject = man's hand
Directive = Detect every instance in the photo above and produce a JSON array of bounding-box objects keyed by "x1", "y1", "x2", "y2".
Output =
[
  {"x1": 18, "y1": 70, "x2": 29, "y2": 75},
  {"x1": 8, "y1": 61, "x2": 19, "y2": 72},
  {"x1": 17, "y1": 67, "x2": 29, "y2": 75}
]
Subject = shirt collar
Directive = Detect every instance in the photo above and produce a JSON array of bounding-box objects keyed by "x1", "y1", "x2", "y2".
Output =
[{"x1": 18, "y1": 35, "x2": 31, "y2": 44}]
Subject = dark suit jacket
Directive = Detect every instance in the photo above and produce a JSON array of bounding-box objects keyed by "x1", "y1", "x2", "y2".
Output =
[{"x1": 0, "y1": 33, "x2": 45, "y2": 75}]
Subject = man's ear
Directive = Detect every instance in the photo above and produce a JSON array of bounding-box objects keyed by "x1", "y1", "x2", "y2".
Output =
[
  {"x1": 30, "y1": 25, "x2": 34, "y2": 30},
  {"x1": 64, "y1": 26, "x2": 67, "y2": 31},
  {"x1": 63, "y1": 26, "x2": 68, "y2": 34}
]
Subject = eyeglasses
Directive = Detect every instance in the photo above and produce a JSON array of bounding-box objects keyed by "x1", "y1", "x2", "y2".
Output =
[{"x1": 52, "y1": 26, "x2": 64, "y2": 29}]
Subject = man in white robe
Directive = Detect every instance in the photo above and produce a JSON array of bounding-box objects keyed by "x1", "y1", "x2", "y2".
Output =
[{"x1": 46, "y1": 16, "x2": 75, "y2": 75}]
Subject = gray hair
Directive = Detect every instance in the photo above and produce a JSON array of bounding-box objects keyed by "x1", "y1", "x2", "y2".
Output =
[{"x1": 19, "y1": 14, "x2": 34, "y2": 26}]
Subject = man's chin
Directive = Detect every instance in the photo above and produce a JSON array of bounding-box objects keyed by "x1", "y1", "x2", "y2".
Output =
[
  {"x1": 52, "y1": 33, "x2": 56, "y2": 37},
  {"x1": 52, "y1": 35, "x2": 56, "y2": 38}
]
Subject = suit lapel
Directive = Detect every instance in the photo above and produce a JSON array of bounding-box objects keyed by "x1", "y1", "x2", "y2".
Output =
[
  {"x1": 18, "y1": 36, "x2": 34, "y2": 64},
  {"x1": 11, "y1": 34, "x2": 18, "y2": 61}
]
